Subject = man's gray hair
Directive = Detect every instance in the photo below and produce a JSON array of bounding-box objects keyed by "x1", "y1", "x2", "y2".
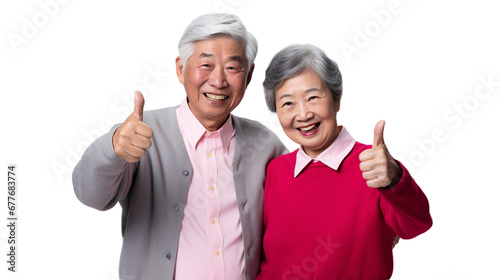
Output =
[
  {"x1": 178, "y1": 13, "x2": 258, "y2": 71},
  {"x1": 263, "y1": 44, "x2": 343, "y2": 112}
]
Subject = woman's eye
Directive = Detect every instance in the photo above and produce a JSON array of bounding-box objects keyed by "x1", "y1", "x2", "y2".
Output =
[
  {"x1": 282, "y1": 102, "x2": 292, "y2": 107},
  {"x1": 309, "y1": 96, "x2": 318, "y2": 101}
]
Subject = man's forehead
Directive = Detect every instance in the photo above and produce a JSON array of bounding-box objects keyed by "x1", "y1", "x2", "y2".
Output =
[
  {"x1": 199, "y1": 52, "x2": 243, "y2": 62},
  {"x1": 193, "y1": 38, "x2": 245, "y2": 55}
]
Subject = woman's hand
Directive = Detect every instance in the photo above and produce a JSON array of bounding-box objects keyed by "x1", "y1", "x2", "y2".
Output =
[{"x1": 359, "y1": 120, "x2": 401, "y2": 188}]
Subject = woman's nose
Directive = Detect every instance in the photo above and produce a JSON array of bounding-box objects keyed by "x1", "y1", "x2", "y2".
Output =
[{"x1": 295, "y1": 103, "x2": 313, "y2": 121}]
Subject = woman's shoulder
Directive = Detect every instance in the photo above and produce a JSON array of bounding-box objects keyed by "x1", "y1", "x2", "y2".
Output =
[{"x1": 351, "y1": 141, "x2": 372, "y2": 154}]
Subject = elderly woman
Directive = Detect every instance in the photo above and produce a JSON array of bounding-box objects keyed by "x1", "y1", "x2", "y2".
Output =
[{"x1": 257, "y1": 44, "x2": 432, "y2": 279}]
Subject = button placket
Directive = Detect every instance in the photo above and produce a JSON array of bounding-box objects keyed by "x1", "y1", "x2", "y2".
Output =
[{"x1": 206, "y1": 132, "x2": 224, "y2": 271}]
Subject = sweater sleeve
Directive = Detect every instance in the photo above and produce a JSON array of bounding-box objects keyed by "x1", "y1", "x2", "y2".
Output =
[
  {"x1": 378, "y1": 161, "x2": 432, "y2": 239},
  {"x1": 72, "y1": 124, "x2": 138, "y2": 211}
]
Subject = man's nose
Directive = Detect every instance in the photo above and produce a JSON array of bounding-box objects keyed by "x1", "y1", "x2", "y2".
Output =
[{"x1": 208, "y1": 67, "x2": 228, "y2": 88}]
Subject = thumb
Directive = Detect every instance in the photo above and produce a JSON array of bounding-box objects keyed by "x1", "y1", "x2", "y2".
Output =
[
  {"x1": 133, "y1": 91, "x2": 145, "y2": 121},
  {"x1": 373, "y1": 120, "x2": 385, "y2": 147}
]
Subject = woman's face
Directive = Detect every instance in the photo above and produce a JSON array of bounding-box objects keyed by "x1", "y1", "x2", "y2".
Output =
[{"x1": 275, "y1": 69, "x2": 340, "y2": 158}]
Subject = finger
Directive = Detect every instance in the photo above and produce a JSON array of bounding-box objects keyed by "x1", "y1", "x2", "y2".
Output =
[
  {"x1": 130, "y1": 134, "x2": 153, "y2": 150},
  {"x1": 373, "y1": 120, "x2": 386, "y2": 147},
  {"x1": 133, "y1": 91, "x2": 145, "y2": 121},
  {"x1": 125, "y1": 144, "x2": 147, "y2": 160},
  {"x1": 359, "y1": 149, "x2": 376, "y2": 162},
  {"x1": 359, "y1": 160, "x2": 377, "y2": 172},
  {"x1": 135, "y1": 122, "x2": 154, "y2": 138},
  {"x1": 365, "y1": 177, "x2": 387, "y2": 188},
  {"x1": 361, "y1": 169, "x2": 379, "y2": 181}
]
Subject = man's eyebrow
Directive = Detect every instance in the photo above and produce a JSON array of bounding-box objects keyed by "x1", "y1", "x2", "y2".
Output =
[
  {"x1": 199, "y1": 53, "x2": 243, "y2": 64},
  {"x1": 229, "y1": 56, "x2": 242, "y2": 63},
  {"x1": 200, "y1": 53, "x2": 213, "y2": 58}
]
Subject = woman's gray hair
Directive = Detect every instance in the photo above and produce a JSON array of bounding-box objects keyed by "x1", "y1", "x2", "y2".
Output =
[
  {"x1": 263, "y1": 44, "x2": 343, "y2": 112},
  {"x1": 178, "y1": 13, "x2": 258, "y2": 71}
]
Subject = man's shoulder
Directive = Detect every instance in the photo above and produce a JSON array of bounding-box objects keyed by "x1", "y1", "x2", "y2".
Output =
[
  {"x1": 142, "y1": 106, "x2": 179, "y2": 129},
  {"x1": 232, "y1": 115, "x2": 286, "y2": 155},
  {"x1": 269, "y1": 149, "x2": 296, "y2": 167},
  {"x1": 232, "y1": 115, "x2": 275, "y2": 135},
  {"x1": 143, "y1": 106, "x2": 177, "y2": 120}
]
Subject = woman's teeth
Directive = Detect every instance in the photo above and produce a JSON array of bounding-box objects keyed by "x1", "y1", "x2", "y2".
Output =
[
  {"x1": 205, "y1": 93, "x2": 228, "y2": 102},
  {"x1": 298, "y1": 123, "x2": 319, "y2": 133}
]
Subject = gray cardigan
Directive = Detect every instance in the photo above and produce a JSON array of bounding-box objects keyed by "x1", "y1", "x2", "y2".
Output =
[{"x1": 73, "y1": 106, "x2": 287, "y2": 280}]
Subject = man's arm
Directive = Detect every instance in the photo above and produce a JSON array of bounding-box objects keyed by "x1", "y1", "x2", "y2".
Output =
[
  {"x1": 72, "y1": 127, "x2": 137, "y2": 210},
  {"x1": 72, "y1": 91, "x2": 153, "y2": 210}
]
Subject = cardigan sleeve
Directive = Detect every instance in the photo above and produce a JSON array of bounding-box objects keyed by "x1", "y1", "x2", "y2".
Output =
[
  {"x1": 72, "y1": 124, "x2": 138, "y2": 211},
  {"x1": 378, "y1": 161, "x2": 433, "y2": 239}
]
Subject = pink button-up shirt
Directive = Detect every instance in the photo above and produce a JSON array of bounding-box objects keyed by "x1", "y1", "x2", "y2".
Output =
[
  {"x1": 294, "y1": 126, "x2": 355, "y2": 177},
  {"x1": 174, "y1": 99, "x2": 244, "y2": 280}
]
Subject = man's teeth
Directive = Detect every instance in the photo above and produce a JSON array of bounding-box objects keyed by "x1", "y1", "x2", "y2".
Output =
[
  {"x1": 205, "y1": 93, "x2": 228, "y2": 101},
  {"x1": 299, "y1": 124, "x2": 318, "y2": 133}
]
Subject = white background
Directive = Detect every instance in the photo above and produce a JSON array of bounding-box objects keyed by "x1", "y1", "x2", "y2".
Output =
[{"x1": 1, "y1": 0, "x2": 499, "y2": 279}]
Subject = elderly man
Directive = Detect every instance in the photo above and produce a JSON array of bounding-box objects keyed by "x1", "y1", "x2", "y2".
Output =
[{"x1": 73, "y1": 13, "x2": 286, "y2": 280}]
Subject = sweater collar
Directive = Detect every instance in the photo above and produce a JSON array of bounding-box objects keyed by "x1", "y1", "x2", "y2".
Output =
[{"x1": 294, "y1": 126, "x2": 356, "y2": 177}]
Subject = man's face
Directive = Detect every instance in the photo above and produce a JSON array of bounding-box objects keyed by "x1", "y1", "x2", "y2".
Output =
[{"x1": 176, "y1": 37, "x2": 253, "y2": 131}]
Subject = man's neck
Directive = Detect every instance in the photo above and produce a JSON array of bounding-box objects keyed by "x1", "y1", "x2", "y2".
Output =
[{"x1": 199, "y1": 115, "x2": 230, "y2": 132}]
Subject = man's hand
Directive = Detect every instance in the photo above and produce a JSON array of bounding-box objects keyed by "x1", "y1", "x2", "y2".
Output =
[
  {"x1": 359, "y1": 120, "x2": 401, "y2": 188},
  {"x1": 112, "y1": 91, "x2": 154, "y2": 162},
  {"x1": 392, "y1": 236, "x2": 400, "y2": 249}
]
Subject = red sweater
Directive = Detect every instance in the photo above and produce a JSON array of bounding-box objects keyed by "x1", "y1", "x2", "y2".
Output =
[{"x1": 257, "y1": 143, "x2": 432, "y2": 280}]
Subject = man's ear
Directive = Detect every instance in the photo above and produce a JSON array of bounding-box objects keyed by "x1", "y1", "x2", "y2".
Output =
[
  {"x1": 245, "y1": 63, "x2": 255, "y2": 88},
  {"x1": 175, "y1": 56, "x2": 184, "y2": 85}
]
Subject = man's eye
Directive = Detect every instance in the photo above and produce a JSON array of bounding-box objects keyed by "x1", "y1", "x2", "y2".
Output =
[{"x1": 227, "y1": 66, "x2": 240, "y2": 72}]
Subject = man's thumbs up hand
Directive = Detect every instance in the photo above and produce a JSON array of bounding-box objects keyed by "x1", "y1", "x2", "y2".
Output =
[
  {"x1": 112, "y1": 91, "x2": 154, "y2": 162},
  {"x1": 133, "y1": 90, "x2": 145, "y2": 121},
  {"x1": 359, "y1": 121, "x2": 401, "y2": 188}
]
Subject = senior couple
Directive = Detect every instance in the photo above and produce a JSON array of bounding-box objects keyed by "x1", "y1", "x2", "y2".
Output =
[{"x1": 73, "y1": 13, "x2": 432, "y2": 280}]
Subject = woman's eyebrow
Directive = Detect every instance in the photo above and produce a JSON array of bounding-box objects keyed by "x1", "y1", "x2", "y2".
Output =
[
  {"x1": 305, "y1": 87, "x2": 321, "y2": 93},
  {"x1": 278, "y1": 93, "x2": 292, "y2": 100}
]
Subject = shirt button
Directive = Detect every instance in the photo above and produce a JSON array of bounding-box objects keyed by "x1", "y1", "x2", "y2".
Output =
[
  {"x1": 216, "y1": 251, "x2": 220, "y2": 256},
  {"x1": 173, "y1": 205, "x2": 179, "y2": 212},
  {"x1": 208, "y1": 152, "x2": 212, "y2": 158},
  {"x1": 211, "y1": 219, "x2": 215, "y2": 224},
  {"x1": 210, "y1": 185, "x2": 214, "y2": 191},
  {"x1": 183, "y1": 170, "x2": 189, "y2": 176},
  {"x1": 166, "y1": 253, "x2": 171, "y2": 260}
]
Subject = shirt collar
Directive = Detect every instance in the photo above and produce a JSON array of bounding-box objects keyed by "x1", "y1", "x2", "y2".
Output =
[
  {"x1": 177, "y1": 98, "x2": 234, "y2": 152},
  {"x1": 294, "y1": 126, "x2": 356, "y2": 178}
]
